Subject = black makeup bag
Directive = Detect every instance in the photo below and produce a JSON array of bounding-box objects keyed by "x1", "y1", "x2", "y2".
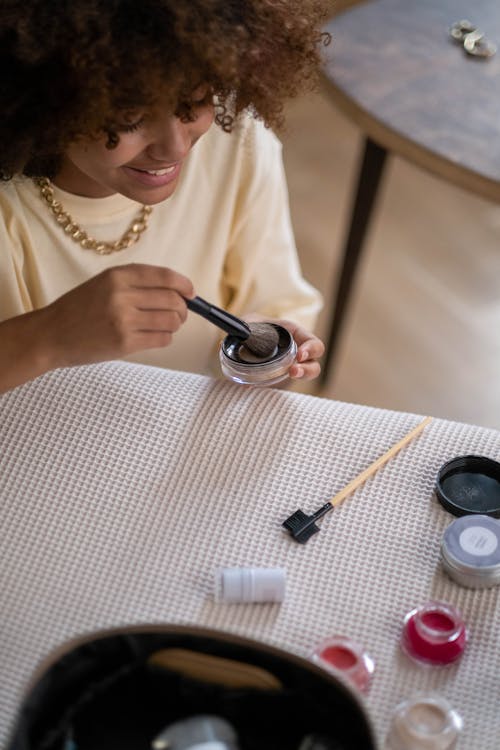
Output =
[{"x1": 8, "y1": 625, "x2": 377, "y2": 750}]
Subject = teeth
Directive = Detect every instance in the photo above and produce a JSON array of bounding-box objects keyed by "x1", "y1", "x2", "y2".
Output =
[{"x1": 143, "y1": 166, "x2": 176, "y2": 176}]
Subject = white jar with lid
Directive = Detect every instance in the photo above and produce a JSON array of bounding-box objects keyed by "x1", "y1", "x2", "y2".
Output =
[{"x1": 440, "y1": 514, "x2": 500, "y2": 588}]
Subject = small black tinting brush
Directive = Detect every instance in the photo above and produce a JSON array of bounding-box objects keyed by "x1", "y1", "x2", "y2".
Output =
[
  {"x1": 283, "y1": 416, "x2": 433, "y2": 543},
  {"x1": 186, "y1": 296, "x2": 279, "y2": 358}
]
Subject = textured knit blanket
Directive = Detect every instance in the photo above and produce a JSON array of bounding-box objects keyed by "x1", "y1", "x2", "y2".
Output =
[{"x1": 1, "y1": 362, "x2": 499, "y2": 748}]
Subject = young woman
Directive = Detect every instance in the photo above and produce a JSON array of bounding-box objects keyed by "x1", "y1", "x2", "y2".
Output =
[{"x1": 0, "y1": 0, "x2": 329, "y2": 392}]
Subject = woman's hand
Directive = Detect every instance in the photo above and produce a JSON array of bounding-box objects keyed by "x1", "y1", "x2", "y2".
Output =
[
  {"x1": 0, "y1": 263, "x2": 194, "y2": 393},
  {"x1": 41, "y1": 263, "x2": 194, "y2": 367},
  {"x1": 243, "y1": 314, "x2": 324, "y2": 381},
  {"x1": 284, "y1": 320, "x2": 324, "y2": 381}
]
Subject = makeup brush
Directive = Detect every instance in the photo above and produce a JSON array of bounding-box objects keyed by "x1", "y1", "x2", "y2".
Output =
[
  {"x1": 186, "y1": 296, "x2": 279, "y2": 359},
  {"x1": 283, "y1": 416, "x2": 433, "y2": 544}
]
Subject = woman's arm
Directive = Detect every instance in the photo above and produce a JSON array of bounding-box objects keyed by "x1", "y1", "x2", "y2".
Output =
[
  {"x1": 0, "y1": 264, "x2": 194, "y2": 393},
  {"x1": 0, "y1": 309, "x2": 58, "y2": 393}
]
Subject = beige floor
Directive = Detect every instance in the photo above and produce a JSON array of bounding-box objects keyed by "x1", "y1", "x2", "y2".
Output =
[{"x1": 282, "y1": 91, "x2": 500, "y2": 430}]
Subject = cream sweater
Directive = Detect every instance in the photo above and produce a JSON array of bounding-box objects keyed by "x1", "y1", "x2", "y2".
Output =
[{"x1": 0, "y1": 116, "x2": 322, "y2": 375}]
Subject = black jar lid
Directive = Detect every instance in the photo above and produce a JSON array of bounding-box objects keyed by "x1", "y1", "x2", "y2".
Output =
[{"x1": 436, "y1": 455, "x2": 500, "y2": 517}]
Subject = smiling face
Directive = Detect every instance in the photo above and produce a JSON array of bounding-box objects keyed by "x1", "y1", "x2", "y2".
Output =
[{"x1": 54, "y1": 87, "x2": 215, "y2": 203}]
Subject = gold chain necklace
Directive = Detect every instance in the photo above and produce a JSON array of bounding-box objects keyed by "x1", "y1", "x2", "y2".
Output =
[{"x1": 34, "y1": 177, "x2": 153, "y2": 255}]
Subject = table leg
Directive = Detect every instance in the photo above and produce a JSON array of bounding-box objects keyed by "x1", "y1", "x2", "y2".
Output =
[{"x1": 320, "y1": 136, "x2": 388, "y2": 387}]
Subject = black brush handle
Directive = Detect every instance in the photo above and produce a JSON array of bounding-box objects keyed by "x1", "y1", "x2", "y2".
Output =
[
  {"x1": 312, "y1": 502, "x2": 333, "y2": 521},
  {"x1": 186, "y1": 296, "x2": 250, "y2": 339}
]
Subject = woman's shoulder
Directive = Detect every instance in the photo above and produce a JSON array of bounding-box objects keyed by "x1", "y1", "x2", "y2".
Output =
[
  {"x1": 193, "y1": 113, "x2": 283, "y2": 190},
  {"x1": 0, "y1": 178, "x2": 35, "y2": 265},
  {"x1": 0, "y1": 176, "x2": 36, "y2": 215},
  {"x1": 202, "y1": 112, "x2": 281, "y2": 161}
]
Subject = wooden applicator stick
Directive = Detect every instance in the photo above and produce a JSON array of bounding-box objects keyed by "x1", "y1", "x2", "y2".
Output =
[
  {"x1": 283, "y1": 416, "x2": 433, "y2": 543},
  {"x1": 330, "y1": 416, "x2": 433, "y2": 507}
]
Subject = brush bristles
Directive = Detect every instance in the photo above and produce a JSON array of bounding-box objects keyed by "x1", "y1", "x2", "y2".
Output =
[
  {"x1": 283, "y1": 509, "x2": 310, "y2": 531},
  {"x1": 243, "y1": 323, "x2": 280, "y2": 359},
  {"x1": 282, "y1": 510, "x2": 320, "y2": 543}
]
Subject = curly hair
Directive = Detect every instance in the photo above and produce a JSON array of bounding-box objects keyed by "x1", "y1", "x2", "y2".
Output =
[{"x1": 0, "y1": 0, "x2": 330, "y2": 179}]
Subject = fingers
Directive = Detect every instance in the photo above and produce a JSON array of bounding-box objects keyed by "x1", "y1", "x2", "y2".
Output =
[
  {"x1": 113, "y1": 263, "x2": 195, "y2": 298},
  {"x1": 132, "y1": 330, "x2": 173, "y2": 350},
  {"x1": 292, "y1": 348, "x2": 324, "y2": 381},
  {"x1": 262, "y1": 320, "x2": 325, "y2": 382},
  {"x1": 241, "y1": 317, "x2": 325, "y2": 382},
  {"x1": 295, "y1": 333, "x2": 325, "y2": 363},
  {"x1": 133, "y1": 288, "x2": 189, "y2": 318},
  {"x1": 44, "y1": 264, "x2": 196, "y2": 367},
  {"x1": 135, "y1": 308, "x2": 186, "y2": 333},
  {"x1": 127, "y1": 285, "x2": 191, "y2": 336},
  {"x1": 107, "y1": 265, "x2": 193, "y2": 337},
  {"x1": 289, "y1": 360, "x2": 322, "y2": 381}
]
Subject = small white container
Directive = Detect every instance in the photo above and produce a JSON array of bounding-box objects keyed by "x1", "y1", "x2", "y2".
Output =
[
  {"x1": 386, "y1": 694, "x2": 463, "y2": 749},
  {"x1": 215, "y1": 567, "x2": 286, "y2": 603},
  {"x1": 440, "y1": 514, "x2": 500, "y2": 588}
]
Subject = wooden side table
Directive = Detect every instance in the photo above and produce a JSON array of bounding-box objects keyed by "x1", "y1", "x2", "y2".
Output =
[{"x1": 320, "y1": 0, "x2": 500, "y2": 385}]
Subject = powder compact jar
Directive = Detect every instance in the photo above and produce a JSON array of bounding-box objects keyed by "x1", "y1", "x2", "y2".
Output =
[
  {"x1": 311, "y1": 634, "x2": 375, "y2": 693},
  {"x1": 219, "y1": 324, "x2": 297, "y2": 386},
  {"x1": 386, "y1": 693, "x2": 463, "y2": 750},
  {"x1": 401, "y1": 601, "x2": 467, "y2": 666},
  {"x1": 440, "y1": 514, "x2": 500, "y2": 588}
]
